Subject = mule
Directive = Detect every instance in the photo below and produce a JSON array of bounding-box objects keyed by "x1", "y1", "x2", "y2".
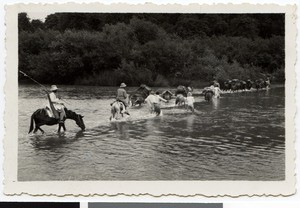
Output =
[
  {"x1": 28, "y1": 108, "x2": 85, "y2": 134},
  {"x1": 204, "y1": 91, "x2": 214, "y2": 102},
  {"x1": 110, "y1": 101, "x2": 130, "y2": 120},
  {"x1": 175, "y1": 94, "x2": 186, "y2": 107}
]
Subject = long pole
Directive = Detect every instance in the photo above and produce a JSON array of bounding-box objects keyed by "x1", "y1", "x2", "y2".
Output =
[{"x1": 19, "y1": 70, "x2": 71, "y2": 105}]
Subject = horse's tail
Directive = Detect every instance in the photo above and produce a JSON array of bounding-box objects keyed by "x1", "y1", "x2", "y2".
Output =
[{"x1": 28, "y1": 113, "x2": 35, "y2": 134}]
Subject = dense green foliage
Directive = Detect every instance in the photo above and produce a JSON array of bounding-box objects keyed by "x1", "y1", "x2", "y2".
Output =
[{"x1": 18, "y1": 13, "x2": 285, "y2": 86}]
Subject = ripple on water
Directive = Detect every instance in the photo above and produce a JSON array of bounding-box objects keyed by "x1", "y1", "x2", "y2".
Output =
[{"x1": 18, "y1": 85, "x2": 285, "y2": 181}]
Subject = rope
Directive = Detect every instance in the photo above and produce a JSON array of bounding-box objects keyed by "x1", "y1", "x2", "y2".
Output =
[{"x1": 19, "y1": 70, "x2": 71, "y2": 105}]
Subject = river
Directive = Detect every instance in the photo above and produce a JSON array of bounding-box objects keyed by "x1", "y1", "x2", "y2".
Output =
[{"x1": 18, "y1": 85, "x2": 285, "y2": 181}]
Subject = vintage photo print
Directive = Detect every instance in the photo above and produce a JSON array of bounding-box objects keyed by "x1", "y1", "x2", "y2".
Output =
[{"x1": 4, "y1": 3, "x2": 296, "y2": 196}]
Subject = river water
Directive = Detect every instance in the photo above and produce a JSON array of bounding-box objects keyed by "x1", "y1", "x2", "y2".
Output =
[{"x1": 18, "y1": 85, "x2": 285, "y2": 181}]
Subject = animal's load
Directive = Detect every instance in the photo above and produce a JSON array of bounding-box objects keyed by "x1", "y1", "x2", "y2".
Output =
[
  {"x1": 202, "y1": 87, "x2": 214, "y2": 94},
  {"x1": 161, "y1": 90, "x2": 174, "y2": 100},
  {"x1": 175, "y1": 85, "x2": 188, "y2": 97},
  {"x1": 130, "y1": 84, "x2": 152, "y2": 106}
]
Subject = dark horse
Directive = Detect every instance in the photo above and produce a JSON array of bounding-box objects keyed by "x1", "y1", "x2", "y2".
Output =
[
  {"x1": 202, "y1": 87, "x2": 214, "y2": 102},
  {"x1": 204, "y1": 91, "x2": 214, "y2": 102},
  {"x1": 28, "y1": 108, "x2": 85, "y2": 134}
]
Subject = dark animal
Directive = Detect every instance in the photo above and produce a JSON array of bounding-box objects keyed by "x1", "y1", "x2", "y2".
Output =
[
  {"x1": 28, "y1": 108, "x2": 85, "y2": 134},
  {"x1": 223, "y1": 80, "x2": 232, "y2": 91},
  {"x1": 230, "y1": 79, "x2": 241, "y2": 91},
  {"x1": 240, "y1": 81, "x2": 247, "y2": 91},
  {"x1": 254, "y1": 79, "x2": 267, "y2": 90},
  {"x1": 130, "y1": 84, "x2": 151, "y2": 106},
  {"x1": 130, "y1": 94, "x2": 144, "y2": 106},
  {"x1": 246, "y1": 79, "x2": 253, "y2": 90},
  {"x1": 202, "y1": 87, "x2": 214, "y2": 102},
  {"x1": 204, "y1": 91, "x2": 214, "y2": 102},
  {"x1": 175, "y1": 85, "x2": 188, "y2": 97}
]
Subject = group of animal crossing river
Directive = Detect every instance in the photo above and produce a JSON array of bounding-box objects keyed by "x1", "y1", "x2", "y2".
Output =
[
  {"x1": 27, "y1": 78, "x2": 271, "y2": 133},
  {"x1": 18, "y1": 81, "x2": 285, "y2": 181}
]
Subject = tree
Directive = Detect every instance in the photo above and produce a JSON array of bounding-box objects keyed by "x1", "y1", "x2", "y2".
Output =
[
  {"x1": 31, "y1": 19, "x2": 45, "y2": 31},
  {"x1": 18, "y1": 12, "x2": 33, "y2": 32}
]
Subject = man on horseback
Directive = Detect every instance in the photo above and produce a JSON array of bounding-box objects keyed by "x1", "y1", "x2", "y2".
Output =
[
  {"x1": 47, "y1": 85, "x2": 66, "y2": 124},
  {"x1": 116, "y1": 83, "x2": 130, "y2": 114}
]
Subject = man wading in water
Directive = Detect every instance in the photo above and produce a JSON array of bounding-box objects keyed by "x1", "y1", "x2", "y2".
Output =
[
  {"x1": 145, "y1": 91, "x2": 168, "y2": 115},
  {"x1": 47, "y1": 85, "x2": 66, "y2": 124}
]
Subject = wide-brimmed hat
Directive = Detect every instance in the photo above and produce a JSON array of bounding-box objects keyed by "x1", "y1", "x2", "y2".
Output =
[
  {"x1": 50, "y1": 85, "x2": 58, "y2": 91},
  {"x1": 120, "y1": 83, "x2": 127, "y2": 88}
]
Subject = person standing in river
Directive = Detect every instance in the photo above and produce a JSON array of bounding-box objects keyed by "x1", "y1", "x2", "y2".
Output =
[
  {"x1": 145, "y1": 91, "x2": 167, "y2": 114},
  {"x1": 116, "y1": 82, "x2": 130, "y2": 114},
  {"x1": 213, "y1": 83, "x2": 222, "y2": 98}
]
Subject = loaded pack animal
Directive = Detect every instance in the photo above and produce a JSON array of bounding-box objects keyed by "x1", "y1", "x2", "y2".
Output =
[
  {"x1": 28, "y1": 108, "x2": 85, "y2": 134},
  {"x1": 222, "y1": 80, "x2": 232, "y2": 91},
  {"x1": 130, "y1": 84, "x2": 151, "y2": 106},
  {"x1": 161, "y1": 90, "x2": 173, "y2": 101},
  {"x1": 240, "y1": 81, "x2": 247, "y2": 91},
  {"x1": 230, "y1": 79, "x2": 242, "y2": 92},
  {"x1": 246, "y1": 79, "x2": 253, "y2": 90},
  {"x1": 253, "y1": 78, "x2": 270, "y2": 90},
  {"x1": 175, "y1": 85, "x2": 189, "y2": 107}
]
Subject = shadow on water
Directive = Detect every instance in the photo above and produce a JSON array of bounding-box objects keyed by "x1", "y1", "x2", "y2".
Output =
[{"x1": 29, "y1": 130, "x2": 85, "y2": 150}]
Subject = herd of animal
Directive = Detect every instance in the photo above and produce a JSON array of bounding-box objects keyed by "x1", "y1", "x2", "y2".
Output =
[
  {"x1": 221, "y1": 78, "x2": 271, "y2": 91},
  {"x1": 28, "y1": 79, "x2": 271, "y2": 134},
  {"x1": 130, "y1": 78, "x2": 271, "y2": 106}
]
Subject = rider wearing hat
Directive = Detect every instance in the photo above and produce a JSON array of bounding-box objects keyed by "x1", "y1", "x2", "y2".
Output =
[
  {"x1": 116, "y1": 82, "x2": 129, "y2": 113},
  {"x1": 47, "y1": 85, "x2": 66, "y2": 123}
]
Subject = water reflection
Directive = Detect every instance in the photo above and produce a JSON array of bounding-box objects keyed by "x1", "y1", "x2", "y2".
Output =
[
  {"x1": 186, "y1": 115, "x2": 195, "y2": 132},
  {"x1": 111, "y1": 122, "x2": 130, "y2": 140},
  {"x1": 30, "y1": 134, "x2": 67, "y2": 150},
  {"x1": 212, "y1": 98, "x2": 220, "y2": 109}
]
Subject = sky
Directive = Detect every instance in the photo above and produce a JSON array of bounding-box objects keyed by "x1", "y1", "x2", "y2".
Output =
[{"x1": 27, "y1": 12, "x2": 53, "y2": 21}]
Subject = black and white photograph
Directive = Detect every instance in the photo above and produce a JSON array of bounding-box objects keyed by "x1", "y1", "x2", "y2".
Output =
[{"x1": 3, "y1": 3, "x2": 296, "y2": 196}]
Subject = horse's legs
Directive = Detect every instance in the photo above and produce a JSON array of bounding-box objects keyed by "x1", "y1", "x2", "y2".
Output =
[
  {"x1": 58, "y1": 124, "x2": 61, "y2": 133},
  {"x1": 33, "y1": 127, "x2": 38, "y2": 133},
  {"x1": 37, "y1": 126, "x2": 44, "y2": 134},
  {"x1": 33, "y1": 125, "x2": 44, "y2": 134}
]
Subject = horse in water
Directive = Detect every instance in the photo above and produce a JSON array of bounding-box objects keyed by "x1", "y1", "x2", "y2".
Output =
[
  {"x1": 204, "y1": 91, "x2": 214, "y2": 102},
  {"x1": 175, "y1": 94, "x2": 187, "y2": 107},
  {"x1": 202, "y1": 87, "x2": 214, "y2": 102},
  {"x1": 110, "y1": 101, "x2": 130, "y2": 120},
  {"x1": 28, "y1": 108, "x2": 85, "y2": 134}
]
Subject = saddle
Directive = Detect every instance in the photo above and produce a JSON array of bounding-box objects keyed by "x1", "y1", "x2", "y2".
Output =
[{"x1": 45, "y1": 107, "x2": 54, "y2": 118}]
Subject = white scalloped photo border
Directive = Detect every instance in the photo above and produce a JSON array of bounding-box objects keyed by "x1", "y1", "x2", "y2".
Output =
[{"x1": 3, "y1": 3, "x2": 296, "y2": 197}]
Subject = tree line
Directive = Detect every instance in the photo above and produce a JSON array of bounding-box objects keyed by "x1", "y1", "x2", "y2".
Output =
[{"x1": 18, "y1": 13, "x2": 285, "y2": 87}]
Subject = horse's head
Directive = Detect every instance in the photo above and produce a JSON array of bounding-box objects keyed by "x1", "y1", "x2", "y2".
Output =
[
  {"x1": 65, "y1": 109, "x2": 85, "y2": 130},
  {"x1": 75, "y1": 114, "x2": 86, "y2": 131}
]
